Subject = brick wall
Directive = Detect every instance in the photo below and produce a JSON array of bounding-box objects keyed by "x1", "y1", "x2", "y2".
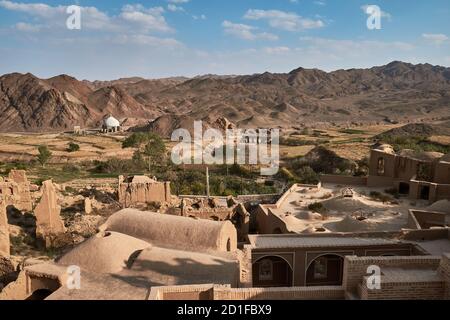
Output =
[
  {"x1": 342, "y1": 255, "x2": 442, "y2": 294},
  {"x1": 359, "y1": 278, "x2": 445, "y2": 300},
  {"x1": 213, "y1": 286, "x2": 345, "y2": 300},
  {"x1": 438, "y1": 253, "x2": 450, "y2": 299}
]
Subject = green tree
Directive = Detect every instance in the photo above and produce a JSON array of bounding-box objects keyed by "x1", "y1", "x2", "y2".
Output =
[
  {"x1": 143, "y1": 133, "x2": 167, "y2": 172},
  {"x1": 122, "y1": 133, "x2": 150, "y2": 149},
  {"x1": 37, "y1": 145, "x2": 52, "y2": 167},
  {"x1": 67, "y1": 142, "x2": 80, "y2": 153}
]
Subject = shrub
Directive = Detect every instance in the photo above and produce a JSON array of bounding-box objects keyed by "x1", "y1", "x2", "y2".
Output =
[
  {"x1": 296, "y1": 166, "x2": 319, "y2": 184},
  {"x1": 67, "y1": 142, "x2": 80, "y2": 153}
]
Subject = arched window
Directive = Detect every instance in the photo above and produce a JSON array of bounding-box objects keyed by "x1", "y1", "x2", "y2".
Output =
[
  {"x1": 377, "y1": 158, "x2": 385, "y2": 175},
  {"x1": 259, "y1": 259, "x2": 273, "y2": 281},
  {"x1": 313, "y1": 257, "x2": 328, "y2": 279}
]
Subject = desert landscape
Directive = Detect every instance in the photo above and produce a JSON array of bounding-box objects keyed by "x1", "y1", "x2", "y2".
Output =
[{"x1": 1, "y1": 61, "x2": 450, "y2": 301}]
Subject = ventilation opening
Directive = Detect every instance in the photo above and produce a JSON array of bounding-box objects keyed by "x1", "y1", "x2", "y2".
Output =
[{"x1": 226, "y1": 238, "x2": 231, "y2": 252}]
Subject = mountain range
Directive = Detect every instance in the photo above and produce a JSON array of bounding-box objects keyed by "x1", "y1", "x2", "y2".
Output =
[{"x1": 0, "y1": 61, "x2": 449, "y2": 133}]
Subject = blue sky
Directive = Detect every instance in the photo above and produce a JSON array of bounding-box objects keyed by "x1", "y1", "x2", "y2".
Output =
[{"x1": 0, "y1": 0, "x2": 449, "y2": 80}]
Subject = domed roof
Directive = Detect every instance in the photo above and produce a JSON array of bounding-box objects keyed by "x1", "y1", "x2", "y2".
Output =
[
  {"x1": 103, "y1": 115, "x2": 120, "y2": 128},
  {"x1": 373, "y1": 143, "x2": 395, "y2": 154}
]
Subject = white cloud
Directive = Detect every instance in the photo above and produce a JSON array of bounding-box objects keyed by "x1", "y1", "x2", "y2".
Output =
[
  {"x1": 314, "y1": 1, "x2": 326, "y2": 6},
  {"x1": 167, "y1": 0, "x2": 189, "y2": 3},
  {"x1": 120, "y1": 5, "x2": 172, "y2": 33},
  {"x1": 114, "y1": 34, "x2": 182, "y2": 48},
  {"x1": 222, "y1": 20, "x2": 278, "y2": 41},
  {"x1": 422, "y1": 33, "x2": 448, "y2": 45},
  {"x1": 299, "y1": 37, "x2": 414, "y2": 52},
  {"x1": 15, "y1": 22, "x2": 41, "y2": 32},
  {"x1": 192, "y1": 14, "x2": 206, "y2": 20},
  {"x1": 263, "y1": 46, "x2": 291, "y2": 54},
  {"x1": 244, "y1": 9, "x2": 324, "y2": 31},
  {"x1": 167, "y1": 4, "x2": 184, "y2": 12},
  {"x1": 0, "y1": 1, "x2": 173, "y2": 33}
]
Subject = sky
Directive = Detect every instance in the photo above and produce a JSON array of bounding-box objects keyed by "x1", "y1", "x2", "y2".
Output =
[{"x1": 0, "y1": 0, "x2": 449, "y2": 80}]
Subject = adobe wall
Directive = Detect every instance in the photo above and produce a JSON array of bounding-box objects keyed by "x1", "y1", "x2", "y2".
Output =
[
  {"x1": 255, "y1": 206, "x2": 289, "y2": 234},
  {"x1": 369, "y1": 150, "x2": 396, "y2": 178},
  {"x1": 409, "y1": 210, "x2": 447, "y2": 229},
  {"x1": 367, "y1": 175, "x2": 395, "y2": 188},
  {"x1": 118, "y1": 176, "x2": 171, "y2": 207},
  {"x1": 0, "y1": 170, "x2": 32, "y2": 212},
  {"x1": 434, "y1": 161, "x2": 450, "y2": 184},
  {"x1": 435, "y1": 184, "x2": 450, "y2": 201},
  {"x1": 148, "y1": 284, "x2": 216, "y2": 300},
  {"x1": 320, "y1": 175, "x2": 367, "y2": 186},
  {"x1": 342, "y1": 255, "x2": 442, "y2": 294},
  {"x1": 0, "y1": 196, "x2": 9, "y2": 256}
]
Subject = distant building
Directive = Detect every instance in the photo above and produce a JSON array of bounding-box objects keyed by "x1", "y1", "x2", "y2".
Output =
[
  {"x1": 367, "y1": 144, "x2": 450, "y2": 202},
  {"x1": 101, "y1": 115, "x2": 121, "y2": 133}
]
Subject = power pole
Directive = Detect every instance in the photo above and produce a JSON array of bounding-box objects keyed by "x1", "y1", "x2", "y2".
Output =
[{"x1": 206, "y1": 166, "x2": 210, "y2": 199}]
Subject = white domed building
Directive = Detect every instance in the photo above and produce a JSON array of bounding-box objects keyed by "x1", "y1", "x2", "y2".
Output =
[{"x1": 101, "y1": 115, "x2": 122, "y2": 133}]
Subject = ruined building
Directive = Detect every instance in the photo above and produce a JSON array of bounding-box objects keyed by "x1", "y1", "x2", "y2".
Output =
[
  {"x1": 34, "y1": 180, "x2": 67, "y2": 248},
  {"x1": 0, "y1": 197, "x2": 9, "y2": 257},
  {"x1": 0, "y1": 170, "x2": 32, "y2": 212},
  {"x1": 179, "y1": 197, "x2": 250, "y2": 242},
  {"x1": 118, "y1": 175, "x2": 171, "y2": 207},
  {"x1": 367, "y1": 144, "x2": 450, "y2": 202}
]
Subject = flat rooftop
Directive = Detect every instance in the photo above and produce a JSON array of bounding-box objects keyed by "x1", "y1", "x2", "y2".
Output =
[{"x1": 248, "y1": 235, "x2": 402, "y2": 249}]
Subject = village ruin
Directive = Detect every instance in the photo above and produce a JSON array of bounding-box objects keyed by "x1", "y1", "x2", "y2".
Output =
[{"x1": 0, "y1": 145, "x2": 449, "y2": 300}]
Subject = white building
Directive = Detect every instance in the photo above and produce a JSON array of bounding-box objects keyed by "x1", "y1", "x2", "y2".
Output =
[{"x1": 102, "y1": 115, "x2": 121, "y2": 133}]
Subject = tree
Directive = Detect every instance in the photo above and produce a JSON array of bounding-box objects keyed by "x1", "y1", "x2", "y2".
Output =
[
  {"x1": 143, "y1": 133, "x2": 167, "y2": 172},
  {"x1": 37, "y1": 145, "x2": 52, "y2": 167},
  {"x1": 67, "y1": 142, "x2": 80, "y2": 153},
  {"x1": 122, "y1": 133, "x2": 149, "y2": 149}
]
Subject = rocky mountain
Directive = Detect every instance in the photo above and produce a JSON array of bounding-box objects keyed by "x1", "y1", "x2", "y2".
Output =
[{"x1": 1, "y1": 61, "x2": 449, "y2": 132}]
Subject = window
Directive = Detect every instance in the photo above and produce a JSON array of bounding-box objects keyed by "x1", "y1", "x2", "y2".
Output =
[
  {"x1": 313, "y1": 257, "x2": 328, "y2": 279},
  {"x1": 259, "y1": 259, "x2": 273, "y2": 281},
  {"x1": 377, "y1": 158, "x2": 385, "y2": 175}
]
